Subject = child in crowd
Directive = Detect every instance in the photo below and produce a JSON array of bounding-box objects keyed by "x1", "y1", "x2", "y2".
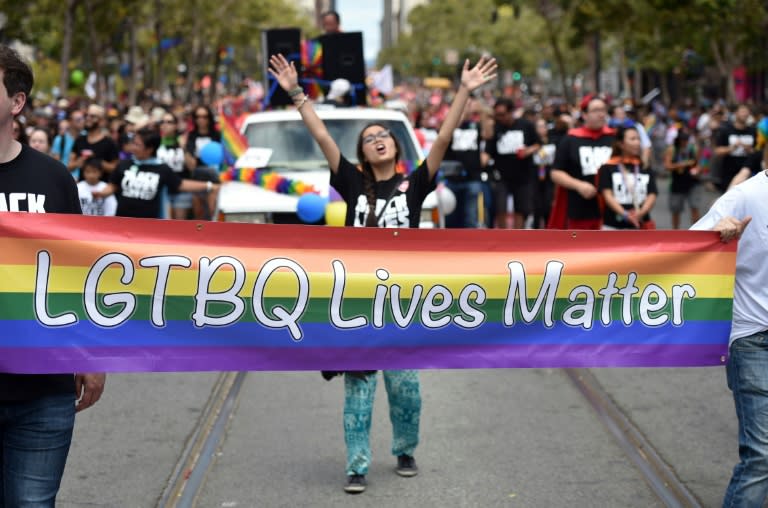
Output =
[{"x1": 77, "y1": 157, "x2": 117, "y2": 216}]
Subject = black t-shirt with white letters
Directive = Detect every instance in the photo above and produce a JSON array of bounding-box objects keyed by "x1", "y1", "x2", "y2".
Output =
[{"x1": 0, "y1": 144, "x2": 81, "y2": 401}]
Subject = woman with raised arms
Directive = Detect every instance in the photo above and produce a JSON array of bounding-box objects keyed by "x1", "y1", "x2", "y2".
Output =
[{"x1": 269, "y1": 52, "x2": 497, "y2": 494}]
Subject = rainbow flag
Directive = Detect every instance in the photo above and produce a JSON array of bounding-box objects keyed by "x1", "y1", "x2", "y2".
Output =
[
  {"x1": 0, "y1": 214, "x2": 735, "y2": 373},
  {"x1": 301, "y1": 39, "x2": 324, "y2": 99},
  {"x1": 219, "y1": 113, "x2": 248, "y2": 166}
]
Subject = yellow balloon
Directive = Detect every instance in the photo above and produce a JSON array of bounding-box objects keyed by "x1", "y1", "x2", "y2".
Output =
[{"x1": 325, "y1": 201, "x2": 347, "y2": 227}]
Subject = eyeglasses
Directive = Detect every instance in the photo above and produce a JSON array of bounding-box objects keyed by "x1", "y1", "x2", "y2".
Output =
[
  {"x1": 161, "y1": 119, "x2": 176, "y2": 124},
  {"x1": 195, "y1": 114, "x2": 209, "y2": 119},
  {"x1": 362, "y1": 130, "x2": 391, "y2": 145}
]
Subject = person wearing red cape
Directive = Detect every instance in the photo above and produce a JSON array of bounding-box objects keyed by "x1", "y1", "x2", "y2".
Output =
[{"x1": 548, "y1": 95, "x2": 616, "y2": 229}]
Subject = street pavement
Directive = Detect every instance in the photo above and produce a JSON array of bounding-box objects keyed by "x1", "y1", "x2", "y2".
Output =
[{"x1": 58, "y1": 177, "x2": 738, "y2": 507}]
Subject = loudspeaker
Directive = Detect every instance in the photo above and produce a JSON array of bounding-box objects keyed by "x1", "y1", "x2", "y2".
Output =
[
  {"x1": 318, "y1": 32, "x2": 367, "y2": 105},
  {"x1": 262, "y1": 28, "x2": 301, "y2": 106}
]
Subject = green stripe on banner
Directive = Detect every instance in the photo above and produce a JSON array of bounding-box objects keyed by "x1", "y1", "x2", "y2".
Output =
[{"x1": 10, "y1": 293, "x2": 733, "y2": 323}]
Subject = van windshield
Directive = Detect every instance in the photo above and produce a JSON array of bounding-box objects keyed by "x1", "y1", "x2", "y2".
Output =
[{"x1": 244, "y1": 119, "x2": 422, "y2": 169}]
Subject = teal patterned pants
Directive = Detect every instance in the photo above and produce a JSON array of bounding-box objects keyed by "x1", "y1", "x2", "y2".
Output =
[{"x1": 343, "y1": 370, "x2": 421, "y2": 475}]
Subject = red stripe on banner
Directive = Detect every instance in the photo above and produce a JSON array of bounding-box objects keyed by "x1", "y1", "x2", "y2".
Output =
[{"x1": 0, "y1": 213, "x2": 735, "y2": 255}]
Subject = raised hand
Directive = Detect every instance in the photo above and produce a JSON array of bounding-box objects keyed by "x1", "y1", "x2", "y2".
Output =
[
  {"x1": 461, "y1": 56, "x2": 498, "y2": 93},
  {"x1": 268, "y1": 54, "x2": 299, "y2": 92}
]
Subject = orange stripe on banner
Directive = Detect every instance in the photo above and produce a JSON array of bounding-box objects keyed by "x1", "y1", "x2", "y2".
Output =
[{"x1": 0, "y1": 238, "x2": 736, "y2": 275}]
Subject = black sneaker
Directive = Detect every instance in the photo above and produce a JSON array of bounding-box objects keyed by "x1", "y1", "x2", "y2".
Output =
[
  {"x1": 343, "y1": 474, "x2": 367, "y2": 494},
  {"x1": 395, "y1": 455, "x2": 418, "y2": 477}
]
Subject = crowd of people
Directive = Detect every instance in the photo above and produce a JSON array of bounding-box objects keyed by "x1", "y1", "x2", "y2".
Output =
[{"x1": 406, "y1": 90, "x2": 765, "y2": 231}]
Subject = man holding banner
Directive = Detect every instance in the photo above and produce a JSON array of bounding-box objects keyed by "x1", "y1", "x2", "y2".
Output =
[
  {"x1": 691, "y1": 173, "x2": 763, "y2": 507},
  {"x1": 0, "y1": 45, "x2": 105, "y2": 506}
]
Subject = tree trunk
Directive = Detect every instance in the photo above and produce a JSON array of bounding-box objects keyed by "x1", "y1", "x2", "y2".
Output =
[
  {"x1": 83, "y1": 0, "x2": 102, "y2": 103},
  {"x1": 710, "y1": 38, "x2": 737, "y2": 103},
  {"x1": 128, "y1": 17, "x2": 139, "y2": 106},
  {"x1": 208, "y1": 44, "x2": 221, "y2": 104},
  {"x1": 154, "y1": 0, "x2": 164, "y2": 92},
  {"x1": 59, "y1": 0, "x2": 78, "y2": 98}
]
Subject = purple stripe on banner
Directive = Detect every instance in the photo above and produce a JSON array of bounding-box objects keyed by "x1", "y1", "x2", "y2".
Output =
[{"x1": 0, "y1": 343, "x2": 728, "y2": 373}]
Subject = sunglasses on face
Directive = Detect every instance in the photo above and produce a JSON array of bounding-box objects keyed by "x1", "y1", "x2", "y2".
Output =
[
  {"x1": 195, "y1": 114, "x2": 209, "y2": 119},
  {"x1": 161, "y1": 119, "x2": 175, "y2": 124},
  {"x1": 362, "y1": 130, "x2": 391, "y2": 145}
]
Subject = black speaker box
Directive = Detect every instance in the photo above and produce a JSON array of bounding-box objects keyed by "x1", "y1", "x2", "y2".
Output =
[
  {"x1": 262, "y1": 28, "x2": 302, "y2": 106},
  {"x1": 318, "y1": 32, "x2": 367, "y2": 105}
]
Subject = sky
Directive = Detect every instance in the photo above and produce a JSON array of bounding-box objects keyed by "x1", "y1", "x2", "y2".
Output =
[{"x1": 335, "y1": 0, "x2": 382, "y2": 64}]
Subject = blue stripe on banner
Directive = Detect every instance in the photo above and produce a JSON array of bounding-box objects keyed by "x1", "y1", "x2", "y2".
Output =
[{"x1": 0, "y1": 320, "x2": 731, "y2": 348}]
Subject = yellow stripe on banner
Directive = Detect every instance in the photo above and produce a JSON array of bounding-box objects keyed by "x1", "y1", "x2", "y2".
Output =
[{"x1": 0, "y1": 266, "x2": 734, "y2": 299}]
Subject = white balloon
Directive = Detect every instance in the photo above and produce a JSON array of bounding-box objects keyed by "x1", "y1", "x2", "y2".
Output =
[{"x1": 436, "y1": 185, "x2": 456, "y2": 215}]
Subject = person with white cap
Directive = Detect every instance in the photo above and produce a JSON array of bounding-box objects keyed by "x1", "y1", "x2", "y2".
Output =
[{"x1": 324, "y1": 78, "x2": 352, "y2": 107}]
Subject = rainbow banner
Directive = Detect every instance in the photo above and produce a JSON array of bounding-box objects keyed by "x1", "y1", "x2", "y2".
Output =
[{"x1": 0, "y1": 213, "x2": 735, "y2": 374}]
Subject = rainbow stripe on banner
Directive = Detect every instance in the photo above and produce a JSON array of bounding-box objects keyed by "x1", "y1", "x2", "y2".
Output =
[{"x1": 0, "y1": 214, "x2": 736, "y2": 373}]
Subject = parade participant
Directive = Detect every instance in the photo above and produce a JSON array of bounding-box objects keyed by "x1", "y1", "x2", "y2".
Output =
[
  {"x1": 486, "y1": 97, "x2": 540, "y2": 229},
  {"x1": 689, "y1": 172, "x2": 764, "y2": 507},
  {"x1": 183, "y1": 105, "x2": 221, "y2": 219},
  {"x1": 29, "y1": 127, "x2": 51, "y2": 154},
  {"x1": 68, "y1": 104, "x2": 119, "y2": 179},
  {"x1": 443, "y1": 97, "x2": 486, "y2": 228},
  {"x1": 597, "y1": 125, "x2": 658, "y2": 229},
  {"x1": 156, "y1": 110, "x2": 192, "y2": 220},
  {"x1": 94, "y1": 126, "x2": 220, "y2": 218},
  {"x1": 51, "y1": 110, "x2": 83, "y2": 166},
  {"x1": 0, "y1": 44, "x2": 106, "y2": 507},
  {"x1": 321, "y1": 10, "x2": 342, "y2": 34},
  {"x1": 664, "y1": 125, "x2": 703, "y2": 229},
  {"x1": 269, "y1": 52, "x2": 497, "y2": 494},
  {"x1": 549, "y1": 95, "x2": 615, "y2": 229},
  {"x1": 714, "y1": 104, "x2": 756, "y2": 193},
  {"x1": 77, "y1": 157, "x2": 117, "y2": 216},
  {"x1": 532, "y1": 117, "x2": 555, "y2": 229}
]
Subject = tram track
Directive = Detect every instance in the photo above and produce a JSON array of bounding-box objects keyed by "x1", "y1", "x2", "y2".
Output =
[
  {"x1": 157, "y1": 368, "x2": 704, "y2": 507},
  {"x1": 565, "y1": 368, "x2": 702, "y2": 508}
]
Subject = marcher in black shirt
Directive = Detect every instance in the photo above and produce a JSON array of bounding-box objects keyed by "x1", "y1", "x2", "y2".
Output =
[
  {"x1": 269, "y1": 51, "x2": 498, "y2": 495},
  {"x1": 0, "y1": 44, "x2": 105, "y2": 507}
]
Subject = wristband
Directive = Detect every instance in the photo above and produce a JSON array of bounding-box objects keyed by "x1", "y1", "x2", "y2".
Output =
[
  {"x1": 288, "y1": 86, "x2": 303, "y2": 97},
  {"x1": 295, "y1": 95, "x2": 309, "y2": 110},
  {"x1": 622, "y1": 211, "x2": 629, "y2": 220},
  {"x1": 206, "y1": 180, "x2": 213, "y2": 192}
]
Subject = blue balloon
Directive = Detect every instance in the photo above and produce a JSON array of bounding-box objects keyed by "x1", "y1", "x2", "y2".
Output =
[
  {"x1": 296, "y1": 193, "x2": 327, "y2": 223},
  {"x1": 199, "y1": 141, "x2": 223, "y2": 166}
]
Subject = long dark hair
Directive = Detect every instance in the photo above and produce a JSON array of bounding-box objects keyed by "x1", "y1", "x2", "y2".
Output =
[{"x1": 355, "y1": 123, "x2": 402, "y2": 227}]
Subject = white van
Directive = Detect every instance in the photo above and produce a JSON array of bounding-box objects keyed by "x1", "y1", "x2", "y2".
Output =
[{"x1": 215, "y1": 107, "x2": 439, "y2": 227}]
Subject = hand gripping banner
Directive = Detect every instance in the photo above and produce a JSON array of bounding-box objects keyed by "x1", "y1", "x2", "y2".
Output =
[{"x1": 0, "y1": 214, "x2": 735, "y2": 373}]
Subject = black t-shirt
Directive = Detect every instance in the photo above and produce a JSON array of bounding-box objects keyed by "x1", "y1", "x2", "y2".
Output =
[
  {"x1": 111, "y1": 159, "x2": 182, "y2": 218},
  {"x1": 486, "y1": 118, "x2": 540, "y2": 185},
  {"x1": 330, "y1": 155, "x2": 436, "y2": 228},
  {"x1": 669, "y1": 143, "x2": 699, "y2": 194},
  {"x1": 598, "y1": 162, "x2": 658, "y2": 229},
  {"x1": 0, "y1": 144, "x2": 81, "y2": 401},
  {"x1": 72, "y1": 134, "x2": 119, "y2": 178},
  {"x1": 444, "y1": 121, "x2": 483, "y2": 181},
  {"x1": 185, "y1": 131, "x2": 222, "y2": 166},
  {"x1": 553, "y1": 129, "x2": 615, "y2": 220},
  {"x1": 716, "y1": 123, "x2": 756, "y2": 190},
  {"x1": 744, "y1": 150, "x2": 764, "y2": 177}
]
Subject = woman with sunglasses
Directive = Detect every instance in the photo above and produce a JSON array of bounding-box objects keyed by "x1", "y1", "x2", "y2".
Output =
[{"x1": 269, "y1": 52, "x2": 497, "y2": 494}]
